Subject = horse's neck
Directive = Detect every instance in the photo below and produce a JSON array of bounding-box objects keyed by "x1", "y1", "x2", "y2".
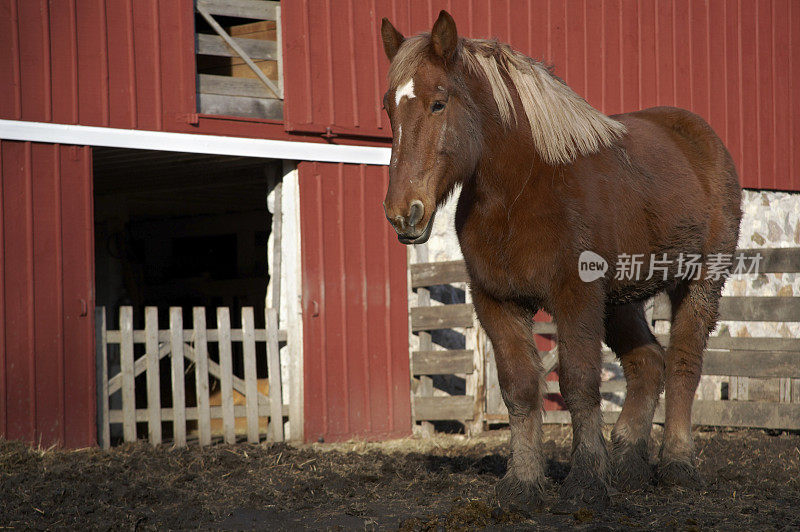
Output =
[{"x1": 455, "y1": 138, "x2": 549, "y2": 242}]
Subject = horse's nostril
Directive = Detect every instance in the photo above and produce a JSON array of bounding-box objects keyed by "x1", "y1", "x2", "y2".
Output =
[{"x1": 408, "y1": 200, "x2": 425, "y2": 228}]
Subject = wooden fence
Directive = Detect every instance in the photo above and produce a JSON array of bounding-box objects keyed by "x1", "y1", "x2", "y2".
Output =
[
  {"x1": 195, "y1": 0, "x2": 283, "y2": 119},
  {"x1": 96, "y1": 305, "x2": 291, "y2": 448},
  {"x1": 410, "y1": 248, "x2": 800, "y2": 431}
]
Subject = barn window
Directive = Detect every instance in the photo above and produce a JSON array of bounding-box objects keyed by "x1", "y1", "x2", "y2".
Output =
[{"x1": 194, "y1": 0, "x2": 283, "y2": 120}]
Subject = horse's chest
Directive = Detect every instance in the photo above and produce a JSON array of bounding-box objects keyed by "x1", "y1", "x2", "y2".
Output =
[{"x1": 459, "y1": 229, "x2": 554, "y2": 301}]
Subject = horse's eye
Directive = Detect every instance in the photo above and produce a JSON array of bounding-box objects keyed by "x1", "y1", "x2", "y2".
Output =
[{"x1": 431, "y1": 101, "x2": 446, "y2": 113}]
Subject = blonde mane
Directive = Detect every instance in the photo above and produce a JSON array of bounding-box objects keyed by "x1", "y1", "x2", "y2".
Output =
[{"x1": 389, "y1": 35, "x2": 627, "y2": 166}]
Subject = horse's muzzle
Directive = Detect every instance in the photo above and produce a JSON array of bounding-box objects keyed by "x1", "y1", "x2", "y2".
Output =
[{"x1": 397, "y1": 209, "x2": 436, "y2": 245}]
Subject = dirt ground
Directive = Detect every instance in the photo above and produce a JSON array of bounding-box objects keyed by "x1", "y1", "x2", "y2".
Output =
[{"x1": 1, "y1": 425, "x2": 799, "y2": 531}]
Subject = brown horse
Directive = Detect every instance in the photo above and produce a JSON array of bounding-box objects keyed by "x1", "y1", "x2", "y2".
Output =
[{"x1": 380, "y1": 11, "x2": 742, "y2": 513}]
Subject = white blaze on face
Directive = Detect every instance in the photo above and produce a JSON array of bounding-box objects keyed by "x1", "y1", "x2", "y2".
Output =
[
  {"x1": 392, "y1": 79, "x2": 414, "y2": 168},
  {"x1": 394, "y1": 78, "x2": 415, "y2": 106}
]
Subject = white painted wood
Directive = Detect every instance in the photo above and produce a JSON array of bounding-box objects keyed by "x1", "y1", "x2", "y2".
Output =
[
  {"x1": 280, "y1": 162, "x2": 304, "y2": 441},
  {"x1": 145, "y1": 307, "x2": 162, "y2": 445},
  {"x1": 242, "y1": 307, "x2": 260, "y2": 443},
  {"x1": 0, "y1": 119, "x2": 391, "y2": 165},
  {"x1": 217, "y1": 308, "x2": 236, "y2": 444},
  {"x1": 193, "y1": 307, "x2": 212, "y2": 446},
  {"x1": 170, "y1": 308, "x2": 187, "y2": 446},
  {"x1": 120, "y1": 307, "x2": 136, "y2": 442},
  {"x1": 97, "y1": 307, "x2": 110, "y2": 449},
  {"x1": 266, "y1": 307, "x2": 284, "y2": 441}
]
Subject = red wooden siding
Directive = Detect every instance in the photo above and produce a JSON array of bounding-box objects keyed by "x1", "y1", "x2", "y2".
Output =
[
  {"x1": 282, "y1": 0, "x2": 800, "y2": 191},
  {"x1": 298, "y1": 162, "x2": 411, "y2": 443},
  {"x1": 0, "y1": 141, "x2": 95, "y2": 448},
  {"x1": 0, "y1": 0, "x2": 391, "y2": 147}
]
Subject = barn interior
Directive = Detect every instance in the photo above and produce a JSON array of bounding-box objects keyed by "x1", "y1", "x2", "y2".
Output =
[
  {"x1": 93, "y1": 148, "x2": 282, "y2": 441},
  {"x1": 93, "y1": 148, "x2": 280, "y2": 324}
]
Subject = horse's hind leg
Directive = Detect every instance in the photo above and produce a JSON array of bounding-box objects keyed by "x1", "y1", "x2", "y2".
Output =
[
  {"x1": 471, "y1": 286, "x2": 545, "y2": 515},
  {"x1": 659, "y1": 278, "x2": 723, "y2": 487},
  {"x1": 605, "y1": 302, "x2": 665, "y2": 490}
]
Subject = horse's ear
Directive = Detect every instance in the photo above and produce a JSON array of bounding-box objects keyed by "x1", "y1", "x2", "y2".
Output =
[
  {"x1": 381, "y1": 18, "x2": 405, "y2": 61},
  {"x1": 431, "y1": 10, "x2": 458, "y2": 61}
]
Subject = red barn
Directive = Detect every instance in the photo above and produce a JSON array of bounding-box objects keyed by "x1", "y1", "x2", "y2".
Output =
[{"x1": 0, "y1": 0, "x2": 798, "y2": 447}]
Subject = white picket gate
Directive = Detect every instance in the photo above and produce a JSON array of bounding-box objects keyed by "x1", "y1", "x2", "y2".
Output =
[{"x1": 96, "y1": 305, "x2": 292, "y2": 448}]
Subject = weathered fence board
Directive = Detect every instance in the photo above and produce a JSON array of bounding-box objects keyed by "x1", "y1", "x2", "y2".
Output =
[
  {"x1": 170, "y1": 308, "x2": 187, "y2": 446},
  {"x1": 411, "y1": 303, "x2": 474, "y2": 331},
  {"x1": 414, "y1": 396, "x2": 475, "y2": 421},
  {"x1": 410, "y1": 260, "x2": 469, "y2": 288},
  {"x1": 193, "y1": 307, "x2": 211, "y2": 447},
  {"x1": 96, "y1": 309, "x2": 110, "y2": 450},
  {"x1": 198, "y1": 74, "x2": 274, "y2": 99},
  {"x1": 145, "y1": 308, "x2": 162, "y2": 445},
  {"x1": 242, "y1": 308, "x2": 259, "y2": 444},
  {"x1": 195, "y1": 33, "x2": 278, "y2": 61},
  {"x1": 120, "y1": 307, "x2": 136, "y2": 443},
  {"x1": 217, "y1": 308, "x2": 235, "y2": 444},
  {"x1": 265, "y1": 308, "x2": 284, "y2": 442},
  {"x1": 412, "y1": 350, "x2": 474, "y2": 375},
  {"x1": 197, "y1": 93, "x2": 283, "y2": 120}
]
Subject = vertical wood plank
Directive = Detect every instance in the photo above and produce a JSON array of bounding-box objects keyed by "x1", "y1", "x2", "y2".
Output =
[
  {"x1": 281, "y1": 162, "x2": 303, "y2": 441},
  {"x1": 95, "y1": 307, "x2": 110, "y2": 449},
  {"x1": 730, "y1": 376, "x2": 750, "y2": 401},
  {"x1": 193, "y1": 307, "x2": 212, "y2": 446},
  {"x1": 242, "y1": 307, "x2": 260, "y2": 443},
  {"x1": 145, "y1": 307, "x2": 161, "y2": 445},
  {"x1": 413, "y1": 244, "x2": 434, "y2": 437},
  {"x1": 266, "y1": 307, "x2": 284, "y2": 441},
  {"x1": 120, "y1": 306, "x2": 136, "y2": 442},
  {"x1": 270, "y1": 177, "x2": 283, "y2": 317},
  {"x1": 465, "y1": 299, "x2": 485, "y2": 436},
  {"x1": 217, "y1": 307, "x2": 236, "y2": 444},
  {"x1": 275, "y1": 5, "x2": 284, "y2": 98},
  {"x1": 170, "y1": 307, "x2": 187, "y2": 446},
  {"x1": 779, "y1": 378, "x2": 791, "y2": 404}
]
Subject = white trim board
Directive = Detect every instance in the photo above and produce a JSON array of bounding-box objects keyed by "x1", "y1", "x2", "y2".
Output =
[{"x1": 0, "y1": 119, "x2": 391, "y2": 166}]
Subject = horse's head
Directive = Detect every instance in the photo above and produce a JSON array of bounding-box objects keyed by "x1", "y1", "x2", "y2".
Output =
[{"x1": 380, "y1": 11, "x2": 480, "y2": 245}]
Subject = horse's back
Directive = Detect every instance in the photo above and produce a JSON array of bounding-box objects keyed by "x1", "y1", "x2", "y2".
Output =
[
  {"x1": 612, "y1": 106, "x2": 742, "y2": 251},
  {"x1": 614, "y1": 106, "x2": 740, "y2": 203}
]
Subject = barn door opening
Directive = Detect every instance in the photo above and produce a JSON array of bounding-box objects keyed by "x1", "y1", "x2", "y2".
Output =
[{"x1": 92, "y1": 150, "x2": 301, "y2": 446}]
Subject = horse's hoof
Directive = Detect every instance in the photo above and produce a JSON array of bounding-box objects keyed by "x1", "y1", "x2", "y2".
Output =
[
  {"x1": 495, "y1": 474, "x2": 544, "y2": 517},
  {"x1": 611, "y1": 440, "x2": 653, "y2": 491},
  {"x1": 557, "y1": 469, "x2": 610, "y2": 511},
  {"x1": 657, "y1": 458, "x2": 705, "y2": 489}
]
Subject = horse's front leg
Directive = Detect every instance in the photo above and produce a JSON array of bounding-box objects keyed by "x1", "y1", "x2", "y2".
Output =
[
  {"x1": 553, "y1": 287, "x2": 610, "y2": 510},
  {"x1": 472, "y1": 286, "x2": 545, "y2": 515}
]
